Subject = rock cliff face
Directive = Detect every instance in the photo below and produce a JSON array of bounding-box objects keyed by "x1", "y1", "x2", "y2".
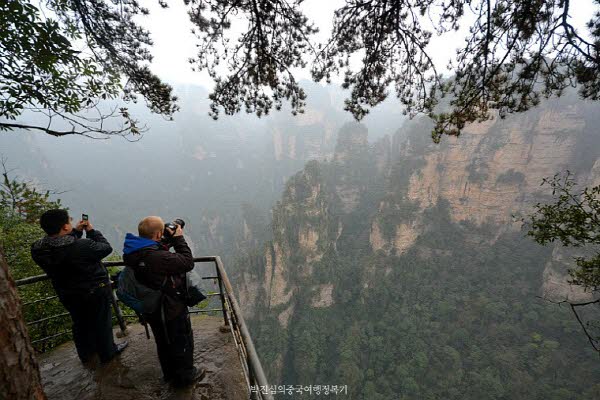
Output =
[
  {"x1": 245, "y1": 95, "x2": 600, "y2": 312},
  {"x1": 237, "y1": 94, "x2": 600, "y2": 384},
  {"x1": 404, "y1": 108, "x2": 581, "y2": 226},
  {"x1": 369, "y1": 95, "x2": 600, "y2": 302}
]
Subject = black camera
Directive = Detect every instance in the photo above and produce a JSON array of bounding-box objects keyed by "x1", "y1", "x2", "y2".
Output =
[{"x1": 163, "y1": 218, "x2": 185, "y2": 239}]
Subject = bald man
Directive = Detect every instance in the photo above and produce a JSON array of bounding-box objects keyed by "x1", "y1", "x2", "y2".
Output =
[{"x1": 122, "y1": 216, "x2": 201, "y2": 386}]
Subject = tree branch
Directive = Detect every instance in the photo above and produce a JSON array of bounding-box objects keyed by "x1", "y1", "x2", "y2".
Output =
[
  {"x1": 536, "y1": 295, "x2": 600, "y2": 352},
  {"x1": 571, "y1": 302, "x2": 600, "y2": 352},
  {"x1": 0, "y1": 122, "x2": 121, "y2": 139}
]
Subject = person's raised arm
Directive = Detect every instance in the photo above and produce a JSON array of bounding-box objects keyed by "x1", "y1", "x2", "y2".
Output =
[
  {"x1": 69, "y1": 220, "x2": 85, "y2": 238},
  {"x1": 82, "y1": 222, "x2": 112, "y2": 260},
  {"x1": 156, "y1": 235, "x2": 194, "y2": 275}
]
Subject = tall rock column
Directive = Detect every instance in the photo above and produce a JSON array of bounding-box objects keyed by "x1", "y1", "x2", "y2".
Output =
[{"x1": 0, "y1": 246, "x2": 46, "y2": 400}]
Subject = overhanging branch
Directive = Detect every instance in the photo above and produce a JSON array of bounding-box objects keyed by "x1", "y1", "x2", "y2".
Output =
[{"x1": 0, "y1": 122, "x2": 141, "y2": 141}]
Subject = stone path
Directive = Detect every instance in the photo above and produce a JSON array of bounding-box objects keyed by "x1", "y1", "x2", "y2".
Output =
[{"x1": 38, "y1": 315, "x2": 248, "y2": 400}]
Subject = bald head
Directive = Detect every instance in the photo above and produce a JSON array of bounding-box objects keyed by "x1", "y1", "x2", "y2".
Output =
[{"x1": 138, "y1": 216, "x2": 164, "y2": 239}]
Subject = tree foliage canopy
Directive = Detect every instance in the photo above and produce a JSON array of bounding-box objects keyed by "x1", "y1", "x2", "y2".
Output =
[
  {"x1": 187, "y1": 0, "x2": 600, "y2": 141},
  {"x1": 0, "y1": 0, "x2": 177, "y2": 138},
  {"x1": 524, "y1": 172, "x2": 600, "y2": 351},
  {"x1": 186, "y1": 0, "x2": 317, "y2": 118},
  {"x1": 1, "y1": 0, "x2": 599, "y2": 140}
]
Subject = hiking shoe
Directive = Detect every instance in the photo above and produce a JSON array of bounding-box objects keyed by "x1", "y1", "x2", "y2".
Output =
[
  {"x1": 115, "y1": 341, "x2": 129, "y2": 354},
  {"x1": 193, "y1": 367, "x2": 206, "y2": 382}
]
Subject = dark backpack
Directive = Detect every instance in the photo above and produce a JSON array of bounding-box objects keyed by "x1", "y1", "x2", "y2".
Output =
[
  {"x1": 117, "y1": 264, "x2": 206, "y2": 342},
  {"x1": 116, "y1": 265, "x2": 162, "y2": 315},
  {"x1": 117, "y1": 264, "x2": 206, "y2": 313}
]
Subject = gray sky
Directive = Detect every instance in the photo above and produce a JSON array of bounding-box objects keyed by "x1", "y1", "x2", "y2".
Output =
[{"x1": 142, "y1": 0, "x2": 597, "y2": 89}]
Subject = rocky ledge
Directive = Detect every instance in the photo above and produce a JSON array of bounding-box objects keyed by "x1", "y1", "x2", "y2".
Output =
[{"x1": 38, "y1": 315, "x2": 247, "y2": 400}]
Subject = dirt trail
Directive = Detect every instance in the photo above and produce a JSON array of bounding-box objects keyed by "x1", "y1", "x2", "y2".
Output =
[{"x1": 38, "y1": 315, "x2": 248, "y2": 400}]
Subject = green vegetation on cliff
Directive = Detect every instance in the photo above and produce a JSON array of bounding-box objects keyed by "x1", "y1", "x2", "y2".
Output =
[
  {"x1": 243, "y1": 118, "x2": 600, "y2": 399},
  {"x1": 253, "y1": 192, "x2": 600, "y2": 399}
]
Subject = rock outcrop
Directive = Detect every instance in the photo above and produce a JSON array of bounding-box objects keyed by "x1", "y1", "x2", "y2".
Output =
[{"x1": 388, "y1": 97, "x2": 599, "y2": 300}]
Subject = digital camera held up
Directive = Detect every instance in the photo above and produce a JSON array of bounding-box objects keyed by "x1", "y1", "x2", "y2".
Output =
[{"x1": 163, "y1": 218, "x2": 185, "y2": 240}]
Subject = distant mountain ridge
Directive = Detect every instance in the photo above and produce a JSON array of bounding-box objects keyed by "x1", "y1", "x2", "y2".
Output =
[{"x1": 2, "y1": 81, "x2": 398, "y2": 259}]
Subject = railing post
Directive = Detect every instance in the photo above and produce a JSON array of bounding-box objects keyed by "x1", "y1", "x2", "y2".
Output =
[
  {"x1": 109, "y1": 283, "x2": 127, "y2": 334},
  {"x1": 215, "y1": 260, "x2": 229, "y2": 327},
  {"x1": 103, "y1": 264, "x2": 127, "y2": 335}
]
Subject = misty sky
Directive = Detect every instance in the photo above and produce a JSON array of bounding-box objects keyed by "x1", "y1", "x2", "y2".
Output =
[{"x1": 140, "y1": 0, "x2": 598, "y2": 90}]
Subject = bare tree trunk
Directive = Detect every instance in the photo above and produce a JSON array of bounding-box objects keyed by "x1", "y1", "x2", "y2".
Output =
[{"x1": 0, "y1": 245, "x2": 46, "y2": 400}]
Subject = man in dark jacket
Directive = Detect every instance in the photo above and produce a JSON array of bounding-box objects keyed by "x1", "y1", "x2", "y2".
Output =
[
  {"x1": 31, "y1": 209, "x2": 127, "y2": 364},
  {"x1": 122, "y1": 216, "x2": 202, "y2": 387}
]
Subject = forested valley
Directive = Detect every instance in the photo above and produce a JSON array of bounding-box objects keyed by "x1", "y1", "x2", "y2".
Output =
[{"x1": 235, "y1": 93, "x2": 600, "y2": 399}]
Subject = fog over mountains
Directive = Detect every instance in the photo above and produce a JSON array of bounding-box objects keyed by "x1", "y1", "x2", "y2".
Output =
[{"x1": 1, "y1": 81, "x2": 403, "y2": 259}]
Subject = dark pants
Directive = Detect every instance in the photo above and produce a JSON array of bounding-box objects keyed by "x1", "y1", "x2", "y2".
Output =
[
  {"x1": 60, "y1": 285, "x2": 117, "y2": 363},
  {"x1": 146, "y1": 308, "x2": 195, "y2": 385}
]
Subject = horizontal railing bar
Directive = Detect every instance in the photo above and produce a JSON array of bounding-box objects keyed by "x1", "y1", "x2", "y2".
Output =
[
  {"x1": 31, "y1": 331, "x2": 70, "y2": 345},
  {"x1": 22, "y1": 295, "x2": 59, "y2": 306},
  {"x1": 102, "y1": 261, "x2": 126, "y2": 268},
  {"x1": 191, "y1": 256, "x2": 219, "y2": 263},
  {"x1": 104, "y1": 256, "x2": 219, "y2": 268},
  {"x1": 27, "y1": 312, "x2": 70, "y2": 326},
  {"x1": 112, "y1": 292, "x2": 219, "y2": 307},
  {"x1": 120, "y1": 308, "x2": 223, "y2": 316},
  {"x1": 202, "y1": 276, "x2": 219, "y2": 280},
  {"x1": 16, "y1": 257, "x2": 222, "y2": 287},
  {"x1": 188, "y1": 308, "x2": 224, "y2": 314},
  {"x1": 118, "y1": 308, "x2": 224, "y2": 319},
  {"x1": 15, "y1": 274, "x2": 49, "y2": 286}
]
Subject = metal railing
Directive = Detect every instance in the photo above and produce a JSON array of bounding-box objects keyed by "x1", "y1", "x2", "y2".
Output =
[{"x1": 16, "y1": 256, "x2": 274, "y2": 400}]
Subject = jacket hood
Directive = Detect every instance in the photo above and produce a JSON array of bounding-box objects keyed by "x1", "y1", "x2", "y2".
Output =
[
  {"x1": 123, "y1": 233, "x2": 159, "y2": 255},
  {"x1": 31, "y1": 235, "x2": 76, "y2": 268},
  {"x1": 32, "y1": 235, "x2": 76, "y2": 251}
]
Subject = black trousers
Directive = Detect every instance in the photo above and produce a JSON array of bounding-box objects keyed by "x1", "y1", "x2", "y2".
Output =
[
  {"x1": 146, "y1": 308, "x2": 195, "y2": 384},
  {"x1": 60, "y1": 285, "x2": 117, "y2": 363}
]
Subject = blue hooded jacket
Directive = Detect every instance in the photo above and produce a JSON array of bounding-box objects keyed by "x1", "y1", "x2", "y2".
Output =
[{"x1": 123, "y1": 233, "x2": 159, "y2": 255}]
